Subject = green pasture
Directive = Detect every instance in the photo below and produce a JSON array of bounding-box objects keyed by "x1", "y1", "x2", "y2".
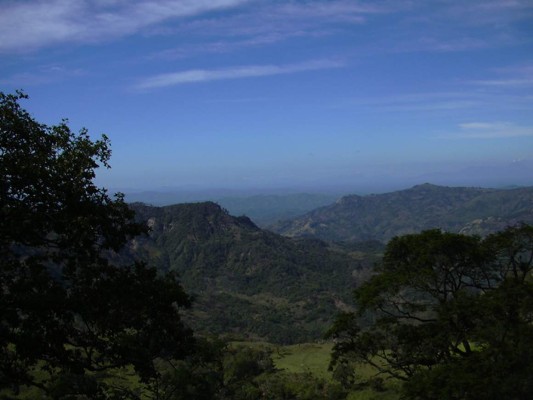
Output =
[
  {"x1": 271, "y1": 342, "x2": 334, "y2": 379},
  {"x1": 274, "y1": 343, "x2": 399, "y2": 399},
  {"x1": 233, "y1": 341, "x2": 401, "y2": 400}
]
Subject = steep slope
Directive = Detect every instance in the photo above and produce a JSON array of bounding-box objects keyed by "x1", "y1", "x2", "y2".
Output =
[
  {"x1": 129, "y1": 202, "x2": 371, "y2": 344},
  {"x1": 270, "y1": 184, "x2": 533, "y2": 242}
]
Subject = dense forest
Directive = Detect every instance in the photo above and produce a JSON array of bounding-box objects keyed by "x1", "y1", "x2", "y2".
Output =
[
  {"x1": 128, "y1": 202, "x2": 378, "y2": 344},
  {"x1": 2, "y1": 91, "x2": 533, "y2": 399}
]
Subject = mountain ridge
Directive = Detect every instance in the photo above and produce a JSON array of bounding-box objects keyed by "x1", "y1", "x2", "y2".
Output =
[
  {"x1": 128, "y1": 201, "x2": 370, "y2": 343},
  {"x1": 269, "y1": 184, "x2": 533, "y2": 242}
]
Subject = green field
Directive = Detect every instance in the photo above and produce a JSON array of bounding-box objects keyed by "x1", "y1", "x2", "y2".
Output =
[
  {"x1": 6, "y1": 341, "x2": 400, "y2": 399},
  {"x1": 233, "y1": 341, "x2": 401, "y2": 400}
]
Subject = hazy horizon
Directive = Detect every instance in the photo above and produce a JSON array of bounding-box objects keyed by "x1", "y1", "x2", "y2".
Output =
[
  {"x1": 2, "y1": 1, "x2": 532, "y2": 191},
  {"x1": 117, "y1": 176, "x2": 533, "y2": 206}
]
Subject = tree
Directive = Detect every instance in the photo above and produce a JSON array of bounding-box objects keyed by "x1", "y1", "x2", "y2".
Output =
[
  {"x1": 327, "y1": 226, "x2": 533, "y2": 399},
  {"x1": 0, "y1": 91, "x2": 194, "y2": 398},
  {"x1": 153, "y1": 340, "x2": 275, "y2": 400}
]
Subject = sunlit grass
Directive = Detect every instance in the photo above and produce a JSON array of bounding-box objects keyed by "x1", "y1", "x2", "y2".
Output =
[
  {"x1": 272, "y1": 342, "x2": 333, "y2": 379},
  {"x1": 232, "y1": 341, "x2": 401, "y2": 399}
]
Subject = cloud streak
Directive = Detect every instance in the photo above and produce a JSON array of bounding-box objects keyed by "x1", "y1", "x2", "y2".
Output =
[
  {"x1": 472, "y1": 78, "x2": 533, "y2": 87},
  {"x1": 4, "y1": 0, "x2": 523, "y2": 58},
  {"x1": 341, "y1": 87, "x2": 533, "y2": 114},
  {"x1": 0, "y1": 64, "x2": 86, "y2": 86},
  {"x1": 0, "y1": 0, "x2": 251, "y2": 53},
  {"x1": 145, "y1": 0, "x2": 399, "y2": 59},
  {"x1": 469, "y1": 63, "x2": 533, "y2": 89},
  {"x1": 451, "y1": 122, "x2": 533, "y2": 139},
  {"x1": 135, "y1": 60, "x2": 343, "y2": 89},
  {"x1": 341, "y1": 92, "x2": 486, "y2": 113}
]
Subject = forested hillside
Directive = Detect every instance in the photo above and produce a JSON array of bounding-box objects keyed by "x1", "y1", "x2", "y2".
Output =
[
  {"x1": 271, "y1": 183, "x2": 533, "y2": 242},
  {"x1": 129, "y1": 202, "x2": 379, "y2": 343}
]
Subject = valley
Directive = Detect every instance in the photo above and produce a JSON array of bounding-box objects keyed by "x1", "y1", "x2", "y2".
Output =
[
  {"x1": 128, "y1": 201, "x2": 377, "y2": 343},
  {"x1": 126, "y1": 183, "x2": 533, "y2": 345}
]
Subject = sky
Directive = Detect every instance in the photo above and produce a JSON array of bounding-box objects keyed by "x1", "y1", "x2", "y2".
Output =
[{"x1": 1, "y1": 0, "x2": 533, "y2": 194}]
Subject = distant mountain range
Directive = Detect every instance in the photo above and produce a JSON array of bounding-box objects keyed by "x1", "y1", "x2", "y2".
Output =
[
  {"x1": 129, "y1": 202, "x2": 375, "y2": 344},
  {"x1": 270, "y1": 184, "x2": 533, "y2": 242}
]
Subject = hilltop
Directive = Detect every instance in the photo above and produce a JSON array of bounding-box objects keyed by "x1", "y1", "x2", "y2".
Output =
[{"x1": 270, "y1": 184, "x2": 533, "y2": 242}]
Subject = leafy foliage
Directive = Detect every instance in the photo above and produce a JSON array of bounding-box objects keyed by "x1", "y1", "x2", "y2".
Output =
[
  {"x1": 155, "y1": 339, "x2": 346, "y2": 400},
  {"x1": 328, "y1": 225, "x2": 533, "y2": 399},
  {"x1": 0, "y1": 92, "x2": 193, "y2": 397}
]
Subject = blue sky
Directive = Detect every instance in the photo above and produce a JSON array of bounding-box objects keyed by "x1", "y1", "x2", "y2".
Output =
[{"x1": 1, "y1": 0, "x2": 533, "y2": 193}]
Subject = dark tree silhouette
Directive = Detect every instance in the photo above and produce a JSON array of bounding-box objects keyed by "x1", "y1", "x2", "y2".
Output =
[
  {"x1": 328, "y1": 226, "x2": 533, "y2": 399},
  {"x1": 0, "y1": 91, "x2": 194, "y2": 398}
]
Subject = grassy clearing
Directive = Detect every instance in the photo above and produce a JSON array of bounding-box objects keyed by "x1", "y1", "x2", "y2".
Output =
[
  {"x1": 346, "y1": 388, "x2": 401, "y2": 400},
  {"x1": 231, "y1": 341, "x2": 334, "y2": 379},
  {"x1": 273, "y1": 343, "x2": 400, "y2": 399},
  {"x1": 272, "y1": 342, "x2": 334, "y2": 379},
  {"x1": 232, "y1": 341, "x2": 401, "y2": 399}
]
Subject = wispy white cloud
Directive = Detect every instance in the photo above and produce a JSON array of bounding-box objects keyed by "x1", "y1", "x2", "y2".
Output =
[
  {"x1": 0, "y1": 0, "x2": 251, "y2": 53},
  {"x1": 382, "y1": 0, "x2": 532, "y2": 55},
  {"x1": 147, "y1": 0, "x2": 398, "y2": 58},
  {"x1": 180, "y1": 0, "x2": 393, "y2": 33},
  {"x1": 5, "y1": 0, "x2": 524, "y2": 58},
  {"x1": 0, "y1": 64, "x2": 86, "y2": 86},
  {"x1": 149, "y1": 29, "x2": 336, "y2": 60},
  {"x1": 459, "y1": 122, "x2": 503, "y2": 130},
  {"x1": 341, "y1": 92, "x2": 484, "y2": 112},
  {"x1": 273, "y1": 1, "x2": 388, "y2": 21},
  {"x1": 445, "y1": 0, "x2": 533, "y2": 26},
  {"x1": 472, "y1": 79, "x2": 533, "y2": 87},
  {"x1": 339, "y1": 89, "x2": 533, "y2": 115},
  {"x1": 392, "y1": 36, "x2": 490, "y2": 53},
  {"x1": 135, "y1": 59, "x2": 343, "y2": 89},
  {"x1": 450, "y1": 122, "x2": 533, "y2": 139},
  {"x1": 470, "y1": 63, "x2": 533, "y2": 88}
]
